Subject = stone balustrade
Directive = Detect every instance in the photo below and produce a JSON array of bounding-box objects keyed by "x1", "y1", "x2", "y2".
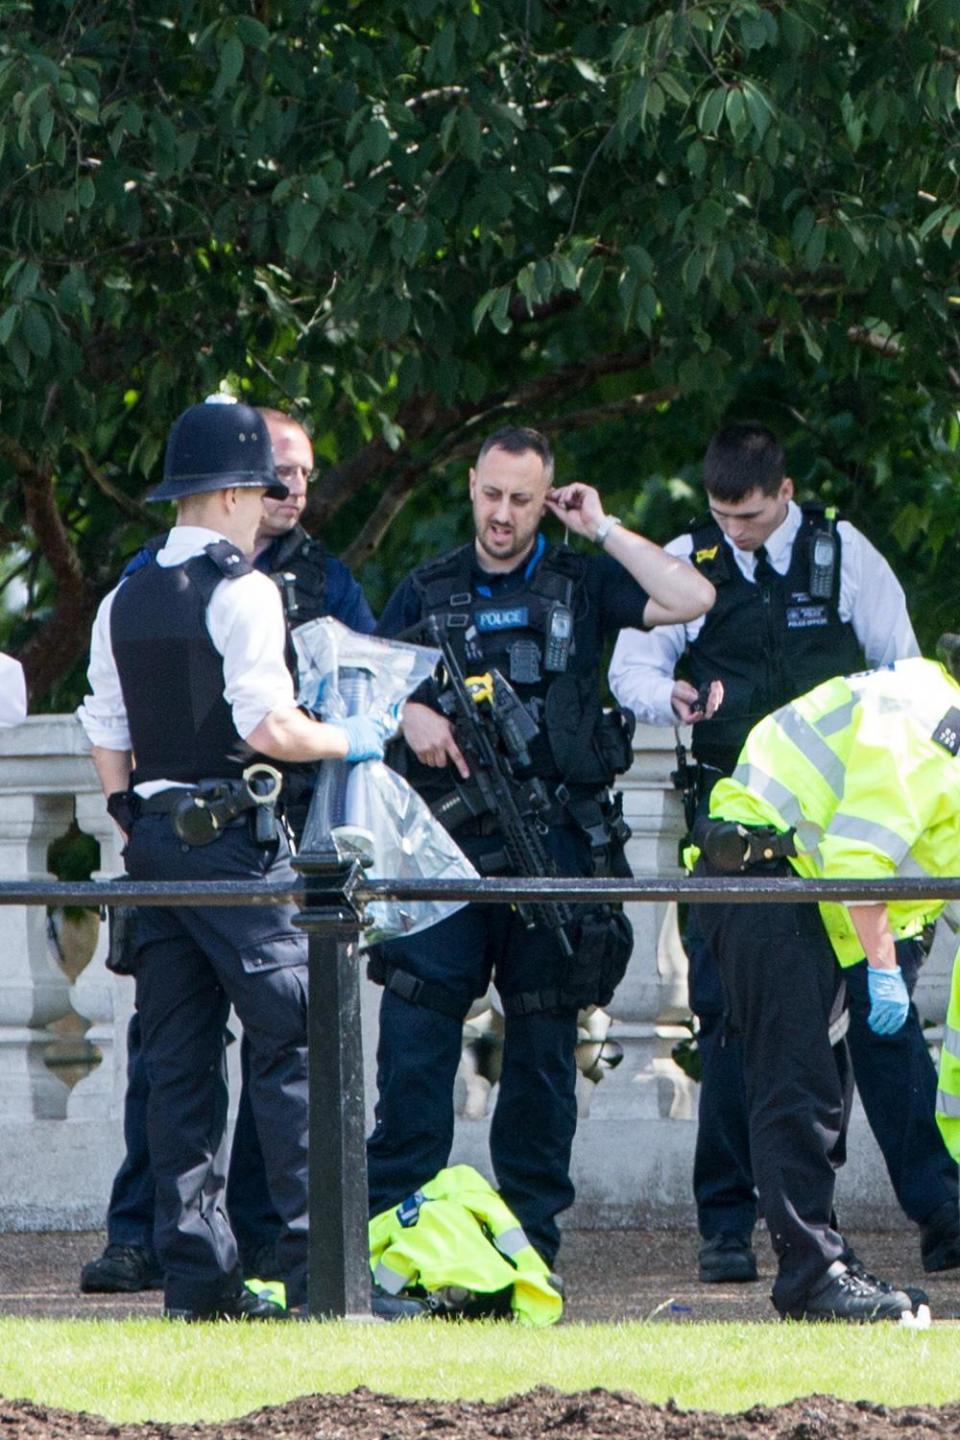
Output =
[{"x1": 0, "y1": 714, "x2": 953, "y2": 1232}]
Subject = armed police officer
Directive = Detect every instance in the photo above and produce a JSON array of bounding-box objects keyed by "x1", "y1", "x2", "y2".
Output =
[
  {"x1": 367, "y1": 425, "x2": 715, "y2": 1273},
  {"x1": 77, "y1": 401, "x2": 390, "y2": 1320},
  {"x1": 80, "y1": 404, "x2": 378, "y2": 1298},
  {"x1": 692, "y1": 654, "x2": 960, "y2": 1319},
  {"x1": 609, "y1": 421, "x2": 959, "y2": 1285}
]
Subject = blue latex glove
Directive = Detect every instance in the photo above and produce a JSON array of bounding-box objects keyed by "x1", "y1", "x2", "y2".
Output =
[
  {"x1": 866, "y1": 964, "x2": 909, "y2": 1036},
  {"x1": 337, "y1": 711, "x2": 395, "y2": 763}
]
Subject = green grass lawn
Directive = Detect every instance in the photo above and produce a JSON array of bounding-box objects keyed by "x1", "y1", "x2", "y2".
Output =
[{"x1": 1, "y1": 1318, "x2": 959, "y2": 1423}]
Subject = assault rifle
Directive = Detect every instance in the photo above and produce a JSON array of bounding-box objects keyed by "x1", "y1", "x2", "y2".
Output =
[{"x1": 425, "y1": 618, "x2": 575, "y2": 959}]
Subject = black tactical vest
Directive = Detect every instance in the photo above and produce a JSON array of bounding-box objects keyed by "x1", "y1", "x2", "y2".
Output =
[
  {"x1": 263, "y1": 526, "x2": 327, "y2": 626},
  {"x1": 406, "y1": 541, "x2": 631, "y2": 803},
  {"x1": 686, "y1": 506, "x2": 863, "y2": 774},
  {"x1": 110, "y1": 542, "x2": 257, "y2": 786}
]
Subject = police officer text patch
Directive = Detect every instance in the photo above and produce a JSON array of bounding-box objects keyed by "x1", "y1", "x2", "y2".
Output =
[
  {"x1": 475, "y1": 605, "x2": 529, "y2": 632},
  {"x1": 932, "y1": 707, "x2": 960, "y2": 756}
]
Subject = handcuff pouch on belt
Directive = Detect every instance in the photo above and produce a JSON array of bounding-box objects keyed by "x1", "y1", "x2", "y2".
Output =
[
  {"x1": 170, "y1": 763, "x2": 284, "y2": 847},
  {"x1": 692, "y1": 815, "x2": 797, "y2": 873}
]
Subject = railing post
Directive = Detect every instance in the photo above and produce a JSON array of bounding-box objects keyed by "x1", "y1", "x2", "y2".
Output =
[{"x1": 292, "y1": 836, "x2": 370, "y2": 1319}]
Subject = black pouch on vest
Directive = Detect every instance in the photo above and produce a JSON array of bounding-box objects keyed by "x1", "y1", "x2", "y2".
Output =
[
  {"x1": 562, "y1": 905, "x2": 634, "y2": 1009},
  {"x1": 545, "y1": 676, "x2": 635, "y2": 785}
]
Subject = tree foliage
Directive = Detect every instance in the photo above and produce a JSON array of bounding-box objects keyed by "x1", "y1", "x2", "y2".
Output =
[{"x1": 0, "y1": 0, "x2": 958, "y2": 706}]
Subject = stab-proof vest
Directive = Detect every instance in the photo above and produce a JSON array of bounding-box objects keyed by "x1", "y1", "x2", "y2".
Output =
[
  {"x1": 408, "y1": 541, "x2": 630, "y2": 800},
  {"x1": 110, "y1": 541, "x2": 256, "y2": 787},
  {"x1": 686, "y1": 506, "x2": 863, "y2": 774}
]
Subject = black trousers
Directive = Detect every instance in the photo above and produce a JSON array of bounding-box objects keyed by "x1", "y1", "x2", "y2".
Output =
[
  {"x1": 692, "y1": 861, "x2": 848, "y2": 1314},
  {"x1": 366, "y1": 824, "x2": 593, "y2": 1268},
  {"x1": 123, "y1": 813, "x2": 308, "y2": 1312}
]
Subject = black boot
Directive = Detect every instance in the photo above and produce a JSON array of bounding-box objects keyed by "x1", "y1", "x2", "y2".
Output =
[
  {"x1": 920, "y1": 1201, "x2": 960, "y2": 1273},
  {"x1": 698, "y1": 1233, "x2": 758, "y2": 1283},
  {"x1": 80, "y1": 1244, "x2": 162, "y2": 1294}
]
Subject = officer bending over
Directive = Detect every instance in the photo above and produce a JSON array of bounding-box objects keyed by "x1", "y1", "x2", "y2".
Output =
[
  {"x1": 610, "y1": 422, "x2": 958, "y2": 1285},
  {"x1": 693, "y1": 654, "x2": 960, "y2": 1320},
  {"x1": 367, "y1": 424, "x2": 715, "y2": 1276},
  {"x1": 78, "y1": 401, "x2": 389, "y2": 1321}
]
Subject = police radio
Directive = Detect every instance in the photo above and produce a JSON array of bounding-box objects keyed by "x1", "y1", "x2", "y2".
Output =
[
  {"x1": 809, "y1": 507, "x2": 838, "y2": 600},
  {"x1": 544, "y1": 602, "x2": 573, "y2": 672}
]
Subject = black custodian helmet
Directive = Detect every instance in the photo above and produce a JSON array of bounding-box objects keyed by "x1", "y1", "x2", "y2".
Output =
[{"x1": 147, "y1": 400, "x2": 288, "y2": 501}]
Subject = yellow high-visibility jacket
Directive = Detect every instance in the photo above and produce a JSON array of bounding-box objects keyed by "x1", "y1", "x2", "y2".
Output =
[
  {"x1": 937, "y1": 944, "x2": 960, "y2": 1160},
  {"x1": 369, "y1": 1164, "x2": 563, "y2": 1326},
  {"x1": 709, "y1": 658, "x2": 960, "y2": 965}
]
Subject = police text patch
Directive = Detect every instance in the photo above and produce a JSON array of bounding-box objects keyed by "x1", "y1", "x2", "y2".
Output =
[
  {"x1": 932, "y1": 707, "x2": 960, "y2": 756},
  {"x1": 475, "y1": 606, "x2": 529, "y2": 632}
]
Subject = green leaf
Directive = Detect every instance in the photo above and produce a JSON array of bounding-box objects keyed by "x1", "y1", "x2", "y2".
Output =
[
  {"x1": 235, "y1": 15, "x2": 271, "y2": 47},
  {"x1": 12, "y1": 261, "x2": 39, "y2": 301},
  {"x1": 724, "y1": 88, "x2": 748, "y2": 143},
  {"x1": 739, "y1": 14, "x2": 768, "y2": 49},
  {"x1": 458, "y1": 106, "x2": 483, "y2": 164},
  {"x1": 943, "y1": 210, "x2": 960, "y2": 248},
  {"x1": 472, "y1": 287, "x2": 497, "y2": 331},
  {"x1": 213, "y1": 35, "x2": 245, "y2": 101},
  {"x1": 489, "y1": 285, "x2": 512, "y2": 333},
  {"x1": 517, "y1": 262, "x2": 538, "y2": 316},
  {"x1": 22, "y1": 305, "x2": 50, "y2": 359},
  {"x1": 805, "y1": 222, "x2": 827, "y2": 270},
  {"x1": 403, "y1": 218, "x2": 428, "y2": 266},
  {"x1": 741, "y1": 80, "x2": 773, "y2": 140},
  {"x1": 0, "y1": 306, "x2": 18, "y2": 345},
  {"x1": 37, "y1": 109, "x2": 54, "y2": 153},
  {"x1": 792, "y1": 207, "x2": 815, "y2": 250},
  {"x1": 697, "y1": 87, "x2": 726, "y2": 136},
  {"x1": 579, "y1": 255, "x2": 604, "y2": 305}
]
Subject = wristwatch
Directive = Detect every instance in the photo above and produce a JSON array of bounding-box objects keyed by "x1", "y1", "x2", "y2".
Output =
[{"x1": 593, "y1": 514, "x2": 622, "y2": 546}]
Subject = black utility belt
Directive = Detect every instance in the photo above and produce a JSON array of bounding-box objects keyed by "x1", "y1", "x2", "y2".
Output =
[
  {"x1": 133, "y1": 764, "x2": 284, "y2": 847},
  {"x1": 693, "y1": 816, "x2": 796, "y2": 873}
]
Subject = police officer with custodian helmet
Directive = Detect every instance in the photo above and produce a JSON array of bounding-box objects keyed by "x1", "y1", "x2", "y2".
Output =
[
  {"x1": 78, "y1": 400, "x2": 392, "y2": 1320},
  {"x1": 367, "y1": 425, "x2": 716, "y2": 1274}
]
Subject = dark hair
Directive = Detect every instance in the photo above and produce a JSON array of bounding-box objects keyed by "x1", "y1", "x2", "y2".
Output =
[
  {"x1": 703, "y1": 422, "x2": 785, "y2": 501},
  {"x1": 476, "y1": 425, "x2": 554, "y2": 484}
]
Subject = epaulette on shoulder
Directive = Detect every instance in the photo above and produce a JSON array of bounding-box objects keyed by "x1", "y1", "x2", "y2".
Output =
[
  {"x1": 203, "y1": 540, "x2": 253, "y2": 578},
  {"x1": 413, "y1": 542, "x2": 472, "y2": 583}
]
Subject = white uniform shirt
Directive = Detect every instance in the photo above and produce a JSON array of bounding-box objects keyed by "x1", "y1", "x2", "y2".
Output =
[
  {"x1": 77, "y1": 527, "x2": 295, "y2": 789},
  {"x1": 608, "y1": 500, "x2": 920, "y2": 727},
  {"x1": 0, "y1": 653, "x2": 26, "y2": 727}
]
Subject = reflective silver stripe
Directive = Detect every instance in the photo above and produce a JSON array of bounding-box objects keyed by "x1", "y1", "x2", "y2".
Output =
[
  {"x1": 827, "y1": 1008, "x2": 849, "y2": 1047},
  {"x1": 828, "y1": 812, "x2": 911, "y2": 864},
  {"x1": 937, "y1": 1090, "x2": 960, "y2": 1119},
  {"x1": 897, "y1": 854, "x2": 934, "y2": 881},
  {"x1": 773, "y1": 708, "x2": 845, "y2": 796},
  {"x1": 731, "y1": 763, "x2": 805, "y2": 826},
  {"x1": 816, "y1": 698, "x2": 857, "y2": 738},
  {"x1": 373, "y1": 1262, "x2": 408, "y2": 1295},
  {"x1": 493, "y1": 1226, "x2": 528, "y2": 1258},
  {"x1": 943, "y1": 1023, "x2": 960, "y2": 1060}
]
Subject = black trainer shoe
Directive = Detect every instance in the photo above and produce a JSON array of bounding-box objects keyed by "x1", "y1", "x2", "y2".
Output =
[
  {"x1": 844, "y1": 1250, "x2": 928, "y2": 1311},
  {"x1": 164, "y1": 1287, "x2": 289, "y2": 1322},
  {"x1": 785, "y1": 1263, "x2": 912, "y2": 1322},
  {"x1": 920, "y1": 1201, "x2": 960, "y2": 1273},
  {"x1": 80, "y1": 1244, "x2": 163, "y2": 1294},
  {"x1": 698, "y1": 1233, "x2": 758, "y2": 1284},
  {"x1": 370, "y1": 1282, "x2": 430, "y2": 1321}
]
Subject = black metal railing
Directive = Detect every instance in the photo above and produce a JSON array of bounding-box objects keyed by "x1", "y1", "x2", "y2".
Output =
[{"x1": 6, "y1": 849, "x2": 960, "y2": 1318}]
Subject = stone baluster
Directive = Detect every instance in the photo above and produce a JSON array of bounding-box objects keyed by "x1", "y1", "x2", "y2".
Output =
[
  {"x1": 66, "y1": 793, "x2": 127, "y2": 1119},
  {"x1": 0, "y1": 790, "x2": 77, "y2": 1119}
]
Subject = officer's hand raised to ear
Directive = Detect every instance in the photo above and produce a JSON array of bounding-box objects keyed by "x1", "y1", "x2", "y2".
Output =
[
  {"x1": 401, "y1": 702, "x2": 470, "y2": 778},
  {"x1": 544, "y1": 483, "x2": 606, "y2": 541}
]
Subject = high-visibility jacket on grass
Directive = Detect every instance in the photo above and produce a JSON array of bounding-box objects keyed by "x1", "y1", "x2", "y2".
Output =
[
  {"x1": 369, "y1": 1164, "x2": 563, "y2": 1326},
  {"x1": 709, "y1": 657, "x2": 960, "y2": 966},
  {"x1": 937, "y1": 946, "x2": 960, "y2": 1160}
]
